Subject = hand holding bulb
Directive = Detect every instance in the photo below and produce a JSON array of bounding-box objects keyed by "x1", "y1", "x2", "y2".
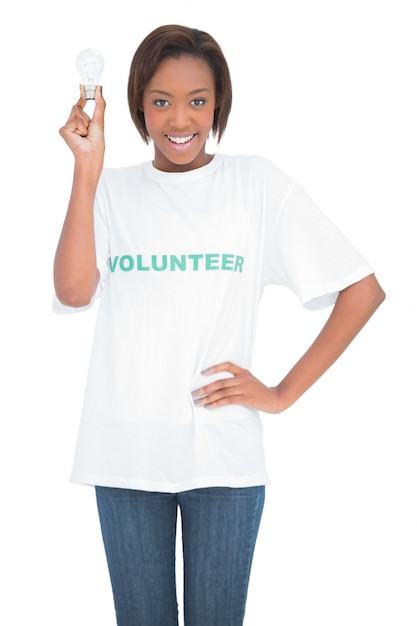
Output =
[{"x1": 58, "y1": 48, "x2": 106, "y2": 161}]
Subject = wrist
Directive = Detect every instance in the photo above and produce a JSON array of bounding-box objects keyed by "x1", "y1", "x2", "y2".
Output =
[
  {"x1": 270, "y1": 384, "x2": 296, "y2": 414},
  {"x1": 73, "y1": 154, "x2": 103, "y2": 184}
]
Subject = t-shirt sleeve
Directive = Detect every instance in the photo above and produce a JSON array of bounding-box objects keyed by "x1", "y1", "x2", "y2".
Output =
[
  {"x1": 263, "y1": 179, "x2": 374, "y2": 310},
  {"x1": 52, "y1": 185, "x2": 109, "y2": 315}
]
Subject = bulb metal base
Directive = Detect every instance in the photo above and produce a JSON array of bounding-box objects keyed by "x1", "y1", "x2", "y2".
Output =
[{"x1": 84, "y1": 85, "x2": 97, "y2": 100}]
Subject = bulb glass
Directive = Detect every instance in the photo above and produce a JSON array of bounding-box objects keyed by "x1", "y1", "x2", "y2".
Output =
[{"x1": 75, "y1": 48, "x2": 104, "y2": 100}]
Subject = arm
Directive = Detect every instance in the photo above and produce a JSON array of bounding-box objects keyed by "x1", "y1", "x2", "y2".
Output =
[
  {"x1": 192, "y1": 274, "x2": 386, "y2": 413},
  {"x1": 53, "y1": 86, "x2": 106, "y2": 307}
]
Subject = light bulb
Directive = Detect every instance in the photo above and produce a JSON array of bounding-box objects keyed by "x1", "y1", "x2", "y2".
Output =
[{"x1": 75, "y1": 48, "x2": 104, "y2": 100}]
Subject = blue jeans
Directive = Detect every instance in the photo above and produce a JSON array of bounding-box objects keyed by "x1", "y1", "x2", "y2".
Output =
[{"x1": 95, "y1": 485, "x2": 265, "y2": 626}]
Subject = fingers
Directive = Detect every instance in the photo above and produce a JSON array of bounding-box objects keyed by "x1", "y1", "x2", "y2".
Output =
[
  {"x1": 59, "y1": 99, "x2": 91, "y2": 139},
  {"x1": 91, "y1": 85, "x2": 106, "y2": 125},
  {"x1": 192, "y1": 362, "x2": 246, "y2": 409},
  {"x1": 192, "y1": 375, "x2": 239, "y2": 400},
  {"x1": 73, "y1": 108, "x2": 91, "y2": 137},
  {"x1": 192, "y1": 362, "x2": 280, "y2": 413},
  {"x1": 76, "y1": 84, "x2": 106, "y2": 110},
  {"x1": 72, "y1": 86, "x2": 105, "y2": 134},
  {"x1": 192, "y1": 378, "x2": 242, "y2": 409},
  {"x1": 76, "y1": 84, "x2": 87, "y2": 108},
  {"x1": 59, "y1": 85, "x2": 106, "y2": 151},
  {"x1": 201, "y1": 361, "x2": 244, "y2": 377}
]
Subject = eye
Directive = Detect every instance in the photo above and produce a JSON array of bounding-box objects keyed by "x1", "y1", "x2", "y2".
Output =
[
  {"x1": 154, "y1": 99, "x2": 170, "y2": 107},
  {"x1": 191, "y1": 98, "x2": 206, "y2": 106}
]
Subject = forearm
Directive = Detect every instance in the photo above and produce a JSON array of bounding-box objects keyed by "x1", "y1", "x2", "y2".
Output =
[
  {"x1": 192, "y1": 275, "x2": 385, "y2": 414},
  {"x1": 54, "y1": 158, "x2": 102, "y2": 307},
  {"x1": 274, "y1": 274, "x2": 386, "y2": 411}
]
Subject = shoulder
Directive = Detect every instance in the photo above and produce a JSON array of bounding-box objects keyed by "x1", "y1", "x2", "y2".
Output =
[
  {"x1": 99, "y1": 162, "x2": 149, "y2": 187},
  {"x1": 219, "y1": 154, "x2": 294, "y2": 186},
  {"x1": 217, "y1": 154, "x2": 296, "y2": 207}
]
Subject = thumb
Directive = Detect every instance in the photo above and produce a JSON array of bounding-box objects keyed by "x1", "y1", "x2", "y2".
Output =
[{"x1": 91, "y1": 86, "x2": 106, "y2": 126}]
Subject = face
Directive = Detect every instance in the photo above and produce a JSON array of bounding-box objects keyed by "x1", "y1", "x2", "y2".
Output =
[{"x1": 142, "y1": 56, "x2": 216, "y2": 172}]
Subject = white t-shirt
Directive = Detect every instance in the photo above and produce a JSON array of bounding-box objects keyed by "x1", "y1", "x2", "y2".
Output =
[{"x1": 57, "y1": 154, "x2": 373, "y2": 492}]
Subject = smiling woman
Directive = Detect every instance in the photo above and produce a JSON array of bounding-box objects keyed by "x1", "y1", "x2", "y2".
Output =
[
  {"x1": 53, "y1": 22, "x2": 385, "y2": 626},
  {"x1": 127, "y1": 24, "x2": 232, "y2": 147},
  {"x1": 142, "y1": 56, "x2": 216, "y2": 171}
]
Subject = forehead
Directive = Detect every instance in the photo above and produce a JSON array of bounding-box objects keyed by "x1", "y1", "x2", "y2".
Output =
[{"x1": 146, "y1": 56, "x2": 215, "y2": 93}]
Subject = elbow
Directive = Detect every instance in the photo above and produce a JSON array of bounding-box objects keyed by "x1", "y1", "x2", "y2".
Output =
[
  {"x1": 338, "y1": 274, "x2": 386, "y2": 318},
  {"x1": 376, "y1": 285, "x2": 386, "y2": 308},
  {"x1": 54, "y1": 285, "x2": 96, "y2": 308},
  {"x1": 369, "y1": 275, "x2": 386, "y2": 311},
  {"x1": 350, "y1": 273, "x2": 386, "y2": 313},
  {"x1": 54, "y1": 268, "x2": 100, "y2": 308}
]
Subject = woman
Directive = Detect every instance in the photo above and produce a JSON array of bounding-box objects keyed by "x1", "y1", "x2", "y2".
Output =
[{"x1": 54, "y1": 24, "x2": 385, "y2": 626}]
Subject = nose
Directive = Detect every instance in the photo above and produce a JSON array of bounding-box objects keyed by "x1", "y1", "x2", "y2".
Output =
[{"x1": 169, "y1": 104, "x2": 191, "y2": 130}]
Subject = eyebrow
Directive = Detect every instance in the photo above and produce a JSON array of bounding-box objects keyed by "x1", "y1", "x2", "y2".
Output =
[{"x1": 148, "y1": 88, "x2": 210, "y2": 97}]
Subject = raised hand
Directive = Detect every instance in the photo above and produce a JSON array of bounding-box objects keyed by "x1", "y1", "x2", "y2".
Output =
[
  {"x1": 59, "y1": 85, "x2": 106, "y2": 161},
  {"x1": 54, "y1": 85, "x2": 106, "y2": 307}
]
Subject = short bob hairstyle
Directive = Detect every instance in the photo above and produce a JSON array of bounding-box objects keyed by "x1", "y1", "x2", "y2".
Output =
[{"x1": 128, "y1": 24, "x2": 232, "y2": 144}]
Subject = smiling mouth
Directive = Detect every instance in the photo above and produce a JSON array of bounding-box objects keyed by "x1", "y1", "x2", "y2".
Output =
[{"x1": 166, "y1": 134, "x2": 196, "y2": 145}]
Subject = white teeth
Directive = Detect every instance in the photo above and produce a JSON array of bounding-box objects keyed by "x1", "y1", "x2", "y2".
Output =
[{"x1": 167, "y1": 134, "x2": 195, "y2": 144}]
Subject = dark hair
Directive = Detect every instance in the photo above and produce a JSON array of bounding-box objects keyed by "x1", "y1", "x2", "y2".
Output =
[{"x1": 128, "y1": 24, "x2": 232, "y2": 144}]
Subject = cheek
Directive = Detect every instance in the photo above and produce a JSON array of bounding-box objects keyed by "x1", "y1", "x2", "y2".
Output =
[
  {"x1": 142, "y1": 107, "x2": 159, "y2": 133},
  {"x1": 204, "y1": 107, "x2": 216, "y2": 129}
]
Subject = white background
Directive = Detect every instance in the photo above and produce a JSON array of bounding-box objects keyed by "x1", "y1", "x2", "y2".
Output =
[{"x1": 1, "y1": 1, "x2": 416, "y2": 624}]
